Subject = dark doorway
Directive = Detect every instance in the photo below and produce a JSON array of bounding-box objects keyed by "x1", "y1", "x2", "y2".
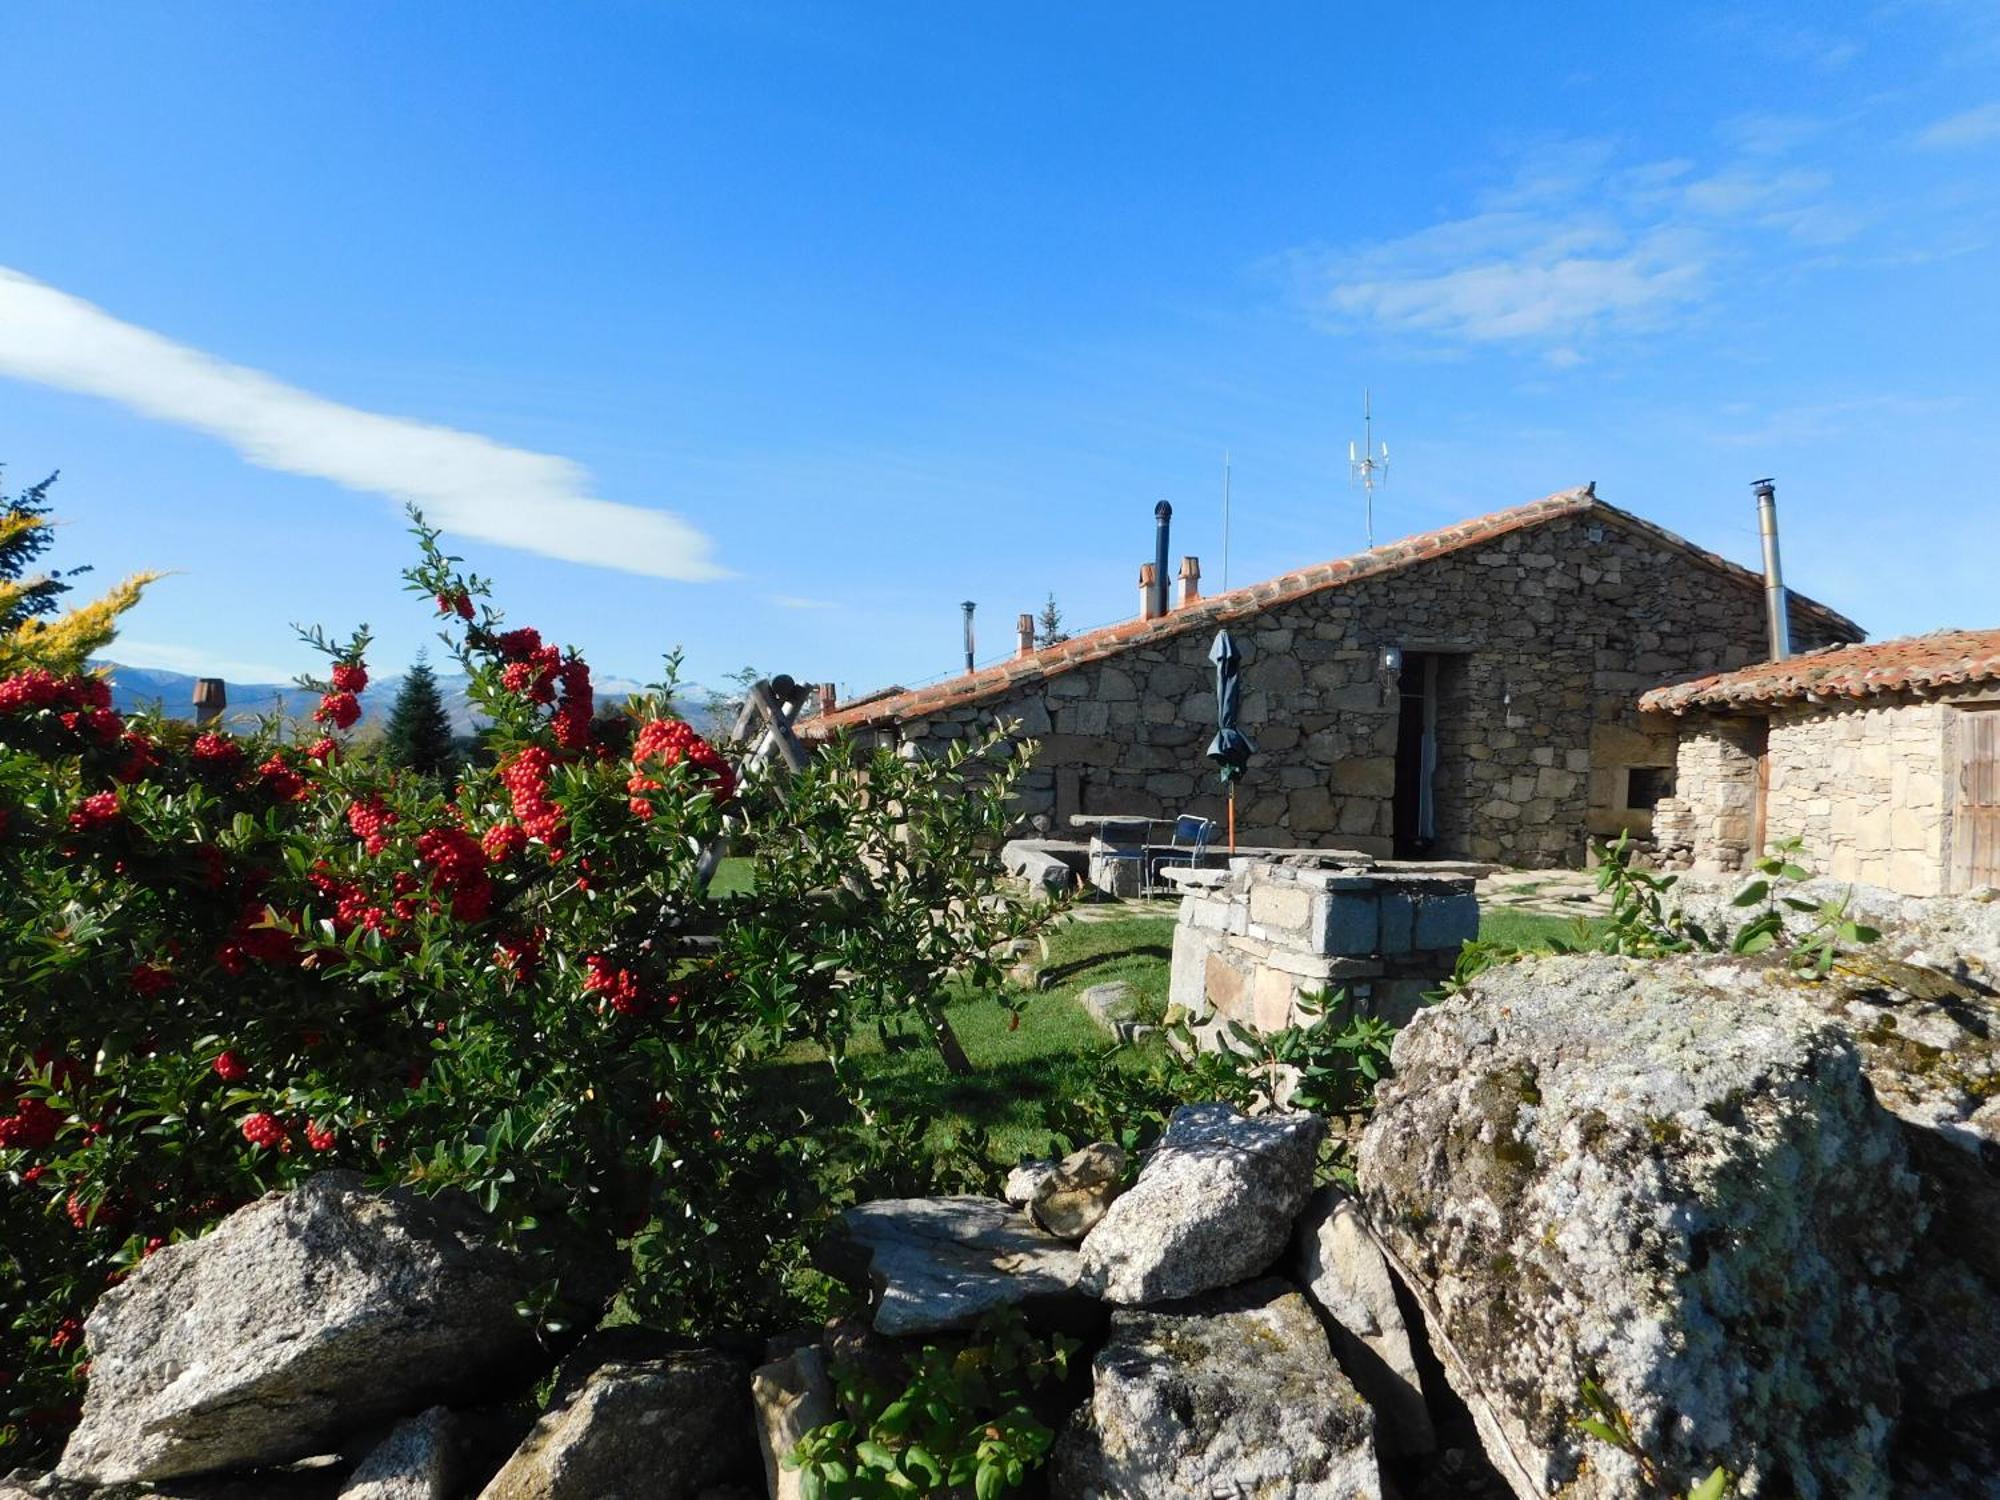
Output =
[{"x1": 1392, "y1": 654, "x2": 1442, "y2": 857}]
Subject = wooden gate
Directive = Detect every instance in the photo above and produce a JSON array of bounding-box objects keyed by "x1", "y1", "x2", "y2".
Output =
[{"x1": 1954, "y1": 705, "x2": 2000, "y2": 891}]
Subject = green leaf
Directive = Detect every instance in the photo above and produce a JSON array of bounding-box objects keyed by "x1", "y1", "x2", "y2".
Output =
[
  {"x1": 902, "y1": 1444, "x2": 944, "y2": 1485},
  {"x1": 1688, "y1": 1465, "x2": 1732, "y2": 1500},
  {"x1": 1731, "y1": 880, "x2": 1770, "y2": 907},
  {"x1": 855, "y1": 1439, "x2": 897, "y2": 1471},
  {"x1": 1574, "y1": 1415, "x2": 1627, "y2": 1447},
  {"x1": 974, "y1": 1461, "x2": 1004, "y2": 1500}
]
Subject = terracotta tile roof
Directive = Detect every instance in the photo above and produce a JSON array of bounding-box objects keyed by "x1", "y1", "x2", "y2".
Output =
[
  {"x1": 809, "y1": 485, "x2": 1863, "y2": 734},
  {"x1": 1639, "y1": 628, "x2": 2000, "y2": 714}
]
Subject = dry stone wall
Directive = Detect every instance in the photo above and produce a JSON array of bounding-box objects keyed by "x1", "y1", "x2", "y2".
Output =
[
  {"x1": 1649, "y1": 716, "x2": 1763, "y2": 872},
  {"x1": 1766, "y1": 698, "x2": 1952, "y2": 895},
  {"x1": 1661, "y1": 696, "x2": 1957, "y2": 893},
  {"x1": 888, "y1": 513, "x2": 1851, "y2": 867}
]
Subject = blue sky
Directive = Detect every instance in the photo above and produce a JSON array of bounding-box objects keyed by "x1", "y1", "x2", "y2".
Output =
[{"x1": 2, "y1": 2, "x2": 1997, "y2": 699}]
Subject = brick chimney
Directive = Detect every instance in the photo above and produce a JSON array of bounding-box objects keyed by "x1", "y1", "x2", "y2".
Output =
[
  {"x1": 1177, "y1": 555, "x2": 1201, "y2": 609},
  {"x1": 1138, "y1": 563, "x2": 1160, "y2": 620},
  {"x1": 1017, "y1": 613, "x2": 1035, "y2": 657},
  {"x1": 816, "y1": 682, "x2": 837, "y2": 716},
  {"x1": 192, "y1": 678, "x2": 226, "y2": 727}
]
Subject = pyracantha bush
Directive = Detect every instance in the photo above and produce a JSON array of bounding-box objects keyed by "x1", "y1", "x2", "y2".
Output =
[{"x1": 0, "y1": 511, "x2": 1051, "y2": 1458}]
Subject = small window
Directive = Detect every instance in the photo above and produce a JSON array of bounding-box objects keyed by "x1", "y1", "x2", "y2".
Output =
[{"x1": 1626, "y1": 766, "x2": 1675, "y2": 811}]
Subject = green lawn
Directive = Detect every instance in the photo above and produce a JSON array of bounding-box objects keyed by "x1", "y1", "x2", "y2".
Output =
[
  {"x1": 709, "y1": 855, "x2": 755, "y2": 896},
  {"x1": 1478, "y1": 908, "x2": 1606, "y2": 951},
  {"x1": 751, "y1": 898, "x2": 1602, "y2": 1166}
]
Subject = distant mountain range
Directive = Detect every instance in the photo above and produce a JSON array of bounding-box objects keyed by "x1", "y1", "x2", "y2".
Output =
[{"x1": 90, "y1": 662, "x2": 726, "y2": 738}]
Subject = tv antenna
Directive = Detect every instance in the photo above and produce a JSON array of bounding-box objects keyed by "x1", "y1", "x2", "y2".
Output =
[{"x1": 1348, "y1": 389, "x2": 1389, "y2": 548}]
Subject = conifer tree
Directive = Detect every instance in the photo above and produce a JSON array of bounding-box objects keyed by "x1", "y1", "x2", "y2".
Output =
[
  {"x1": 0, "y1": 465, "x2": 156, "y2": 675},
  {"x1": 383, "y1": 653, "x2": 456, "y2": 777},
  {"x1": 1035, "y1": 592, "x2": 1068, "y2": 648},
  {"x1": 0, "y1": 467, "x2": 78, "y2": 630}
]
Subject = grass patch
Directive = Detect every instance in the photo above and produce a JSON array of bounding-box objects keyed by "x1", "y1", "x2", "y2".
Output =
[
  {"x1": 762, "y1": 913, "x2": 1177, "y2": 1166},
  {"x1": 709, "y1": 855, "x2": 755, "y2": 896},
  {"x1": 751, "y1": 904, "x2": 1600, "y2": 1170},
  {"x1": 1478, "y1": 908, "x2": 1605, "y2": 951}
]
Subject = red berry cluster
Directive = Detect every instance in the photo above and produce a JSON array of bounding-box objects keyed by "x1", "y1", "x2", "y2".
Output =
[
  {"x1": 191, "y1": 733, "x2": 246, "y2": 776},
  {"x1": 307, "y1": 867, "x2": 388, "y2": 936},
  {"x1": 239, "y1": 1112, "x2": 288, "y2": 1150},
  {"x1": 0, "y1": 670, "x2": 123, "y2": 746},
  {"x1": 480, "y1": 821, "x2": 528, "y2": 862},
  {"x1": 628, "y1": 719, "x2": 735, "y2": 818},
  {"x1": 415, "y1": 826, "x2": 492, "y2": 922},
  {"x1": 498, "y1": 746, "x2": 566, "y2": 856},
  {"x1": 257, "y1": 754, "x2": 310, "y2": 804},
  {"x1": 330, "y1": 661, "x2": 368, "y2": 694},
  {"x1": 211, "y1": 1051, "x2": 249, "y2": 1084},
  {"x1": 435, "y1": 590, "x2": 474, "y2": 620},
  {"x1": 552, "y1": 658, "x2": 593, "y2": 751},
  {"x1": 114, "y1": 730, "x2": 159, "y2": 784},
  {"x1": 314, "y1": 691, "x2": 362, "y2": 731},
  {"x1": 582, "y1": 954, "x2": 650, "y2": 1016},
  {"x1": 214, "y1": 902, "x2": 299, "y2": 975},
  {"x1": 67, "y1": 791, "x2": 121, "y2": 833},
  {"x1": 0, "y1": 1096, "x2": 62, "y2": 1151},
  {"x1": 346, "y1": 795, "x2": 399, "y2": 855}
]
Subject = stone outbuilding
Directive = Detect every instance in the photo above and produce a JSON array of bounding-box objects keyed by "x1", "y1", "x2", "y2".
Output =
[
  {"x1": 1640, "y1": 628, "x2": 2000, "y2": 895},
  {"x1": 811, "y1": 486, "x2": 1859, "y2": 867}
]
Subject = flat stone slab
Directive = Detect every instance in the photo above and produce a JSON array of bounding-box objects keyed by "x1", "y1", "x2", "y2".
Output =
[
  {"x1": 1080, "y1": 1104, "x2": 1325, "y2": 1305},
  {"x1": 818, "y1": 1197, "x2": 1088, "y2": 1336},
  {"x1": 1079, "y1": 980, "x2": 1142, "y2": 1029},
  {"x1": 1050, "y1": 1277, "x2": 1379, "y2": 1499}
]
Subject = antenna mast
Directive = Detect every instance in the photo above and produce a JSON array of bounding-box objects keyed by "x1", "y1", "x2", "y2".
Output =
[{"x1": 1347, "y1": 388, "x2": 1389, "y2": 548}]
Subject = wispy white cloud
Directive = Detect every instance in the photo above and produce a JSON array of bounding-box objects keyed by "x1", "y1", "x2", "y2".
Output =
[
  {"x1": 1709, "y1": 394, "x2": 1965, "y2": 448},
  {"x1": 0, "y1": 268, "x2": 731, "y2": 582},
  {"x1": 98, "y1": 639, "x2": 303, "y2": 683},
  {"x1": 766, "y1": 594, "x2": 838, "y2": 610},
  {"x1": 1291, "y1": 136, "x2": 1855, "y2": 359},
  {"x1": 1917, "y1": 101, "x2": 2000, "y2": 148}
]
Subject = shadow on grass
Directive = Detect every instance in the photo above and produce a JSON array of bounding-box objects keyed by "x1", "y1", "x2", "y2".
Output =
[{"x1": 1035, "y1": 944, "x2": 1173, "y2": 989}]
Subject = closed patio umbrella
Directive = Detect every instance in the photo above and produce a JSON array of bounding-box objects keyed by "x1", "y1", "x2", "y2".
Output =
[{"x1": 1205, "y1": 628, "x2": 1256, "y2": 850}]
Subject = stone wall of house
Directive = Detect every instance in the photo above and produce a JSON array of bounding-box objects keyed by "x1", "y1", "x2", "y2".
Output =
[
  {"x1": 1765, "y1": 698, "x2": 1953, "y2": 895},
  {"x1": 1662, "y1": 697, "x2": 1955, "y2": 894},
  {"x1": 879, "y1": 512, "x2": 1852, "y2": 868},
  {"x1": 1651, "y1": 715, "x2": 1765, "y2": 872}
]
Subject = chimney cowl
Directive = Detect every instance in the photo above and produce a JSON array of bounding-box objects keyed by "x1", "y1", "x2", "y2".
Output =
[{"x1": 1177, "y1": 555, "x2": 1201, "y2": 608}]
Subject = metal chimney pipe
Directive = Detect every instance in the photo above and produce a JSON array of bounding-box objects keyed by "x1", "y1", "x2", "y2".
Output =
[
  {"x1": 1753, "y1": 479, "x2": 1791, "y2": 661},
  {"x1": 1153, "y1": 501, "x2": 1172, "y2": 617},
  {"x1": 960, "y1": 600, "x2": 976, "y2": 674}
]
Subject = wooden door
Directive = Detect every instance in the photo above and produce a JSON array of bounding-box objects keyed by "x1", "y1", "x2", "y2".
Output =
[{"x1": 1955, "y1": 706, "x2": 2000, "y2": 891}]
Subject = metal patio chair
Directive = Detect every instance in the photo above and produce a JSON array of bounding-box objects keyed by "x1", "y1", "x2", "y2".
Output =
[{"x1": 1149, "y1": 814, "x2": 1214, "y2": 892}]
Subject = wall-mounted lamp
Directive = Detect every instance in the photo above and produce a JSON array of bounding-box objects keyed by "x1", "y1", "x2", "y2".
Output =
[{"x1": 1380, "y1": 645, "x2": 1404, "y2": 675}]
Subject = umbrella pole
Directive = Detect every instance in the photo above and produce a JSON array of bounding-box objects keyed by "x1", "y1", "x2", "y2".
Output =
[{"x1": 1228, "y1": 786, "x2": 1237, "y2": 852}]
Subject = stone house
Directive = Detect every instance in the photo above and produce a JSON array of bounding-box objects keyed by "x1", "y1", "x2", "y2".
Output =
[
  {"x1": 810, "y1": 485, "x2": 1860, "y2": 867},
  {"x1": 1640, "y1": 629, "x2": 2000, "y2": 895}
]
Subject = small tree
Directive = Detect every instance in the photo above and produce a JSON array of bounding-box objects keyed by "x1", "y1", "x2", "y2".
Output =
[
  {"x1": 382, "y1": 652, "x2": 456, "y2": 777},
  {"x1": 0, "y1": 468, "x2": 81, "y2": 629},
  {"x1": 0, "y1": 467, "x2": 155, "y2": 676},
  {"x1": 1035, "y1": 593, "x2": 1068, "y2": 649},
  {"x1": 703, "y1": 665, "x2": 764, "y2": 738}
]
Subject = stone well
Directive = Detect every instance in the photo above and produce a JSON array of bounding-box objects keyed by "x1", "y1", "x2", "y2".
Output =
[{"x1": 1167, "y1": 856, "x2": 1478, "y2": 1032}]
